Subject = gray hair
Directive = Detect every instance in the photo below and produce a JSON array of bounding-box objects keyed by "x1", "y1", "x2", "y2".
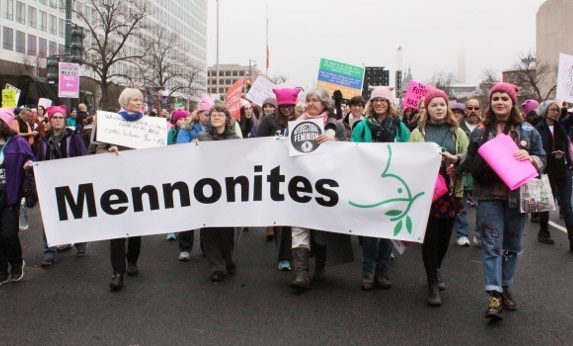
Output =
[
  {"x1": 118, "y1": 88, "x2": 144, "y2": 110},
  {"x1": 306, "y1": 88, "x2": 334, "y2": 114}
]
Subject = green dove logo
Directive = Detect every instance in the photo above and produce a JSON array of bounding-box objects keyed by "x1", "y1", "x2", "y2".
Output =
[{"x1": 349, "y1": 145, "x2": 425, "y2": 236}]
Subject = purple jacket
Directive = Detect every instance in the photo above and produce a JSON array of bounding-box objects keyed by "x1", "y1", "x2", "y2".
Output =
[{"x1": 4, "y1": 136, "x2": 36, "y2": 205}]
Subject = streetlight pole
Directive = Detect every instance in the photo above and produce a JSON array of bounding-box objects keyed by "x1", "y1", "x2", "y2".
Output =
[{"x1": 216, "y1": 0, "x2": 220, "y2": 99}]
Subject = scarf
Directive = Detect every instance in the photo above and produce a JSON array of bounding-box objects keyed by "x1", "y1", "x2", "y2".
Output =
[
  {"x1": 118, "y1": 108, "x2": 143, "y2": 122},
  {"x1": 366, "y1": 116, "x2": 398, "y2": 143},
  {"x1": 300, "y1": 111, "x2": 329, "y2": 124}
]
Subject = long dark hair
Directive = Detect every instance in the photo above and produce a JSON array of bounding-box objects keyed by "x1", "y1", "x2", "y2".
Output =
[{"x1": 482, "y1": 107, "x2": 523, "y2": 128}]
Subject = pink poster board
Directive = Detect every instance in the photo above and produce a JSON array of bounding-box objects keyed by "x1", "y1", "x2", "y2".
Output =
[
  {"x1": 226, "y1": 78, "x2": 244, "y2": 120},
  {"x1": 477, "y1": 134, "x2": 538, "y2": 190},
  {"x1": 403, "y1": 81, "x2": 428, "y2": 109}
]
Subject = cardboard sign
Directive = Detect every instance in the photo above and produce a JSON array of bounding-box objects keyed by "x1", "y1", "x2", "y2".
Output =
[
  {"x1": 556, "y1": 53, "x2": 573, "y2": 103},
  {"x1": 226, "y1": 79, "x2": 244, "y2": 120},
  {"x1": 96, "y1": 111, "x2": 168, "y2": 149},
  {"x1": 245, "y1": 76, "x2": 277, "y2": 107}
]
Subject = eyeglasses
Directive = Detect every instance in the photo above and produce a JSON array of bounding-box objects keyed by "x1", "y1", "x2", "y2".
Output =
[
  {"x1": 466, "y1": 106, "x2": 480, "y2": 111},
  {"x1": 51, "y1": 116, "x2": 65, "y2": 120},
  {"x1": 210, "y1": 113, "x2": 226, "y2": 118},
  {"x1": 371, "y1": 98, "x2": 387, "y2": 104}
]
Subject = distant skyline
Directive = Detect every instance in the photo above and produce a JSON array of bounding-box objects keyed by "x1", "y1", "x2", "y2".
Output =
[{"x1": 207, "y1": 0, "x2": 547, "y2": 89}]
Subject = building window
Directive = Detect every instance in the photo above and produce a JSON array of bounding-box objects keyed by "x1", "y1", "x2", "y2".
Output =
[
  {"x1": 58, "y1": 18, "x2": 64, "y2": 38},
  {"x1": 225, "y1": 71, "x2": 231, "y2": 76},
  {"x1": 49, "y1": 0, "x2": 57, "y2": 9},
  {"x1": 27, "y1": 34, "x2": 36, "y2": 55},
  {"x1": 3, "y1": 27, "x2": 14, "y2": 51},
  {"x1": 39, "y1": 10, "x2": 47, "y2": 32},
  {"x1": 58, "y1": 43, "x2": 64, "y2": 54},
  {"x1": 39, "y1": 37, "x2": 47, "y2": 58},
  {"x1": 15, "y1": 30, "x2": 25, "y2": 53},
  {"x1": 49, "y1": 40, "x2": 57, "y2": 56},
  {"x1": 49, "y1": 14, "x2": 57, "y2": 35},
  {"x1": 28, "y1": 6, "x2": 37, "y2": 28},
  {"x1": 3, "y1": 0, "x2": 14, "y2": 21},
  {"x1": 15, "y1": 1, "x2": 25, "y2": 24}
]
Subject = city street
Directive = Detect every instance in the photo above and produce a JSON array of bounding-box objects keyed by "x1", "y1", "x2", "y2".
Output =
[{"x1": 1, "y1": 206, "x2": 572, "y2": 345}]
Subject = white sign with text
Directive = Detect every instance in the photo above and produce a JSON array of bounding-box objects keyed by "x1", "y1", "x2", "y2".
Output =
[{"x1": 96, "y1": 111, "x2": 168, "y2": 149}]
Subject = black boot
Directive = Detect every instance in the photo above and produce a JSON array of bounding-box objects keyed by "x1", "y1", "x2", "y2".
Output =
[
  {"x1": 426, "y1": 280, "x2": 442, "y2": 306},
  {"x1": 313, "y1": 245, "x2": 326, "y2": 281},
  {"x1": 291, "y1": 247, "x2": 310, "y2": 291},
  {"x1": 538, "y1": 231, "x2": 555, "y2": 245},
  {"x1": 109, "y1": 274, "x2": 124, "y2": 291},
  {"x1": 437, "y1": 269, "x2": 446, "y2": 291}
]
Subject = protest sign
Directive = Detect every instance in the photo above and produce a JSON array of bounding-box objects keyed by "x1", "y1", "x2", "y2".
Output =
[
  {"x1": 34, "y1": 138, "x2": 441, "y2": 246},
  {"x1": 58, "y1": 62, "x2": 80, "y2": 98},
  {"x1": 38, "y1": 98, "x2": 52, "y2": 108},
  {"x1": 316, "y1": 58, "x2": 364, "y2": 99},
  {"x1": 288, "y1": 118, "x2": 324, "y2": 156},
  {"x1": 403, "y1": 81, "x2": 429, "y2": 109},
  {"x1": 1, "y1": 89, "x2": 17, "y2": 108},
  {"x1": 226, "y1": 79, "x2": 244, "y2": 119},
  {"x1": 95, "y1": 111, "x2": 168, "y2": 149},
  {"x1": 245, "y1": 76, "x2": 277, "y2": 107},
  {"x1": 556, "y1": 53, "x2": 573, "y2": 103}
]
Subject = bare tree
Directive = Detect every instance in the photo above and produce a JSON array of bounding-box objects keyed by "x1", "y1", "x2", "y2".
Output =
[
  {"x1": 512, "y1": 51, "x2": 556, "y2": 101},
  {"x1": 73, "y1": 0, "x2": 150, "y2": 110},
  {"x1": 137, "y1": 25, "x2": 201, "y2": 101},
  {"x1": 427, "y1": 72, "x2": 456, "y2": 97},
  {"x1": 19, "y1": 54, "x2": 44, "y2": 77}
]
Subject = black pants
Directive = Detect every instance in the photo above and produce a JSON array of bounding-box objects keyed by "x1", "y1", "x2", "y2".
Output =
[
  {"x1": 201, "y1": 227, "x2": 234, "y2": 274},
  {"x1": 110, "y1": 237, "x2": 141, "y2": 274},
  {"x1": 0, "y1": 205, "x2": 21, "y2": 270},
  {"x1": 422, "y1": 216, "x2": 455, "y2": 281},
  {"x1": 178, "y1": 230, "x2": 195, "y2": 252},
  {"x1": 274, "y1": 226, "x2": 292, "y2": 262}
]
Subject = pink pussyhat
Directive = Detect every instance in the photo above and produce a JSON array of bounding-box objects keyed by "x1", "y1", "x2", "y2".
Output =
[
  {"x1": 489, "y1": 82, "x2": 519, "y2": 105},
  {"x1": 272, "y1": 88, "x2": 300, "y2": 106},
  {"x1": 46, "y1": 105, "x2": 67, "y2": 120},
  {"x1": 197, "y1": 94, "x2": 214, "y2": 112}
]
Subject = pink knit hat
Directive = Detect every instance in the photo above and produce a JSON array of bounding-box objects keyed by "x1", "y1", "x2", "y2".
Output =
[
  {"x1": 170, "y1": 110, "x2": 188, "y2": 124},
  {"x1": 197, "y1": 94, "x2": 214, "y2": 112},
  {"x1": 370, "y1": 86, "x2": 395, "y2": 104},
  {"x1": 489, "y1": 82, "x2": 519, "y2": 105},
  {"x1": 521, "y1": 99, "x2": 539, "y2": 115},
  {"x1": 424, "y1": 88, "x2": 449, "y2": 109},
  {"x1": 272, "y1": 88, "x2": 300, "y2": 106},
  {"x1": 46, "y1": 105, "x2": 67, "y2": 120}
]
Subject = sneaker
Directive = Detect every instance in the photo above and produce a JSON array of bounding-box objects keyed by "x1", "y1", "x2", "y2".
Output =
[
  {"x1": 11, "y1": 260, "x2": 25, "y2": 282},
  {"x1": 501, "y1": 288, "x2": 518, "y2": 311},
  {"x1": 361, "y1": 274, "x2": 374, "y2": 291},
  {"x1": 76, "y1": 249, "x2": 87, "y2": 257},
  {"x1": 126, "y1": 262, "x2": 138, "y2": 276},
  {"x1": 473, "y1": 236, "x2": 482, "y2": 247},
  {"x1": 467, "y1": 196, "x2": 476, "y2": 207},
  {"x1": 166, "y1": 233, "x2": 177, "y2": 241},
  {"x1": 178, "y1": 251, "x2": 190, "y2": 261},
  {"x1": 456, "y1": 236, "x2": 470, "y2": 247},
  {"x1": 485, "y1": 295, "x2": 503, "y2": 320},
  {"x1": 375, "y1": 270, "x2": 392, "y2": 289},
  {"x1": 278, "y1": 261, "x2": 291, "y2": 271},
  {"x1": 0, "y1": 272, "x2": 10, "y2": 285},
  {"x1": 40, "y1": 257, "x2": 55, "y2": 267},
  {"x1": 538, "y1": 234, "x2": 555, "y2": 245}
]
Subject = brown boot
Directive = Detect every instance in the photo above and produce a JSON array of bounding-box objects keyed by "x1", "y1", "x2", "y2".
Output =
[
  {"x1": 266, "y1": 227, "x2": 274, "y2": 241},
  {"x1": 313, "y1": 245, "x2": 326, "y2": 281},
  {"x1": 291, "y1": 247, "x2": 310, "y2": 291},
  {"x1": 426, "y1": 280, "x2": 442, "y2": 306}
]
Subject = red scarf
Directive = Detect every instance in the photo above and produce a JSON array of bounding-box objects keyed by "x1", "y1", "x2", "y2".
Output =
[{"x1": 300, "y1": 111, "x2": 329, "y2": 124}]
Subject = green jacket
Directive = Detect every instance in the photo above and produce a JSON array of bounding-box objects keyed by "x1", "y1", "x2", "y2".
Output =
[
  {"x1": 351, "y1": 118, "x2": 411, "y2": 143},
  {"x1": 409, "y1": 124, "x2": 469, "y2": 197}
]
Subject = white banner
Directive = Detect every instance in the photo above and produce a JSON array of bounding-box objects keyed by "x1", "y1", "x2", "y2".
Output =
[
  {"x1": 556, "y1": 52, "x2": 573, "y2": 103},
  {"x1": 33, "y1": 138, "x2": 440, "y2": 246},
  {"x1": 96, "y1": 111, "x2": 168, "y2": 149},
  {"x1": 245, "y1": 76, "x2": 277, "y2": 107}
]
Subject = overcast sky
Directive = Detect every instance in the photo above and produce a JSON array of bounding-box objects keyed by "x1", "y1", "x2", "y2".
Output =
[{"x1": 207, "y1": 0, "x2": 547, "y2": 90}]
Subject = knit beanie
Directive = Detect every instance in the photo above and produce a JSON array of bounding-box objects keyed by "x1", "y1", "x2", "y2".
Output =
[
  {"x1": 489, "y1": 82, "x2": 519, "y2": 105},
  {"x1": 170, "y1": 110, "x2": 189, "y2": 124},
  {"x1": 46, "y1": 105, "x2": 67, "y2": 120},
  {"x1": 197, "y1": 94, "x2": 214, "y2": 112},
  {"x1": 369, "y1": 86, "x2": 395, "y2": 104},
  {"x1": 272, "y1": 88, "x2": 300, "y2": 106},
  {"x1": 538, "y1": 100, "x2": 559, "y2": 118},
  {"x1": 451, "y1": 103, "x2": 465, "y2": 112},
  {"x1": 262, "y1": 97, "x2": 277, "y2": 108},
  {"x1": 521, "y1": 99, "x2": 539, "y2": 115},
  {"x1": 424, "y1": 88, "x2": 449, "y2": 109},
  {"x1": 0, "y1": 108, "x2": 15, "y2": 127}
]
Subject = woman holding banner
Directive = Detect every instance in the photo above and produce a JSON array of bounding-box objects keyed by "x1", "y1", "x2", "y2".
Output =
[
  {"x1": 409, "y1": 88, "x2": 468, "y2": 306},
  {"x1": 196, "y1": 103, "x2": 240, "y2": 282},
  {"x1": 290, "y1": 87, "x2": 353, "y2": 292},
  {"x1": 0, "y1": 118, "x2": 35, "y2": 284},
  {"x1": 466, "y1": 82, "x2": 545, "y2": 321},
  {"x1": 351, "y1": 86, "x2": 410, "y2": 292},
  {"x1": 95, "y1": 88, "x2": 147, "y2": 291}
]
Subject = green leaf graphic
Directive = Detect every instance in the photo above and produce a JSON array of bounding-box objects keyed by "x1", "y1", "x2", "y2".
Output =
[
  {"x1": 406, "y1": 216, "x2": 412, "y2": 234},
  {"x1": 385, "y1": 210, "x2": 401, "y2": 217},
  {"x1": 394, "y1": 220, "x2": 403, "y2": 236}
]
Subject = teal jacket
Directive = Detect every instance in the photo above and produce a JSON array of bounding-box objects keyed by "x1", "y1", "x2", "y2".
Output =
[{"x1": 351, "y1": 118, "x2": 410, "y2": 143}]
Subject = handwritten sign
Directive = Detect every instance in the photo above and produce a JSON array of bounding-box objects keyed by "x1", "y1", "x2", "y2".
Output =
[
  {"x1": 1, "y1": 89, "x2": 17, "y2": 108},
  {"x1": 226, "y1": 78, "x2": 244, "y2": 120},
  {"x1": 556, "y1": 53, "x2": 573, "y2": 103},
  {"x1": 96, "y1": 111, "x2": 168, "y2": 149},
  {"x1": 245, "y1": 76, "x2": 277, "y2": 107},
  {"x1": 403, "y1": 81, "x2": 429, "y2": 109}
]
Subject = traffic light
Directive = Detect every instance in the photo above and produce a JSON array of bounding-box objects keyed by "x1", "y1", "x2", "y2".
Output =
[
  {"x1": 70, "y1": 25, "x2": 85, "y2": 65},
  {"x1": 245, "y1": 79, "x2": 252, "y2": 92},
  {"x1": 46, "y1": 55, "x2": 60, "y2": 85}
]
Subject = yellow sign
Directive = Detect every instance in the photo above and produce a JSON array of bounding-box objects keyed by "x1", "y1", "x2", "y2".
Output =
[{"x1": 1, "y1": 89, "x2": 17, "y2": 108}]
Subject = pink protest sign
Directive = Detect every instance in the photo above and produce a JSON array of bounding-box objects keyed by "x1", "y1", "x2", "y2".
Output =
[
  {"x1": 58, "y1": 62, "x2": 80, "y2": 98},
  {"x1": 226, "y1": 78, "x2": 244, "y2": 120},
  {"x1": 403, "y1": 81, "x2": 428, "y2": 109},
  {"x1": 477, "y1": 134, "x2": 538, "y2": 190}
]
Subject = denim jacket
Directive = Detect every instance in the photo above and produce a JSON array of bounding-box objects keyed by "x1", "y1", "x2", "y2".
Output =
[{"x1": 467, "y1": 122, "x2": 546, "y2": 207}]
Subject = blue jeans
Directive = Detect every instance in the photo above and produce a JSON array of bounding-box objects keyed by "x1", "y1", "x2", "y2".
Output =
[
  {"x1": 477, "y1": 200, "x2": 526, "y2": 293},
  {"x1": 362, "y1": 237, "x2": 392, "y2": 276},
  {"x1": 42, "y1": 230, "x2": 87, "y2": 261},
  {"x1": 454, "y1": 191, "x2": 479, "y2": 239}
]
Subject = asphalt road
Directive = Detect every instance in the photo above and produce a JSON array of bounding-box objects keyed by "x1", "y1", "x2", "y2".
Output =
[{"x1": 1, "y1": 206, "x2": 572, "y2": 345}]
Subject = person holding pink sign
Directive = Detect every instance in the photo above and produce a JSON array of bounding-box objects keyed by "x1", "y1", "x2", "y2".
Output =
[
  {"x1": 466, "y1": 82, "x2": 546, "y2": 321},
  {"x1": 409, "y1": 88, "x2": 468, "y2": 306}
]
